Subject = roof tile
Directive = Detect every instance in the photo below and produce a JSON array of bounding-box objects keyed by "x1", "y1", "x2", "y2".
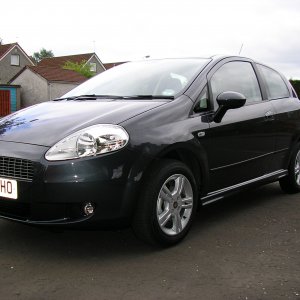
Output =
[
  {"x1": 103, "y1": 62, "x2": 127, "y2": 69},
  {"x1": 38, "y1": 53, "x2": 94, "y2": 67},
  {"x1": 0, "y1": 43, "x2": 16, "y2": 59},
  {"x1": 27, "y1": 65, "x2": 88, "y2": 83}
]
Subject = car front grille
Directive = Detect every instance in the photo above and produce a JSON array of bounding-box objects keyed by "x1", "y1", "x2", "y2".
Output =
[{"x1": 0, "y1": 156, "x2": 35, "y2": 181}]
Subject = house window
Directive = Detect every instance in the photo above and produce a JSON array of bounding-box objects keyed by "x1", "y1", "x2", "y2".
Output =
[
  {"x1": 90, "y1": 63, "x2": 97, "y2": 72},
  {"x1": 11, "y1": 54, "x2": 20, "y2": 66}
]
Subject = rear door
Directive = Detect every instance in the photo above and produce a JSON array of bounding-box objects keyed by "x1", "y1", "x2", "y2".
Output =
[
  {"x1": 256, "y1": 64, "x2": 300, "y2": 170},
  {"x1": 205, "y1": 59, "x2": 277, "y2": 192}
]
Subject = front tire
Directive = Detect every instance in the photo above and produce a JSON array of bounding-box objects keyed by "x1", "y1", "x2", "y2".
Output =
[
  {"x1": 132, "y1": 160, "x2": 198, "y2": 246},
  {"x1": 280, "y1": 144, "x2": 300, "y2": 194}
]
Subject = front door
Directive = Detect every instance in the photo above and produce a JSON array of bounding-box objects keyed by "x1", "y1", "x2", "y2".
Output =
[{"x1": 205, "y1": 60, "x2": 277, "y2": 192}]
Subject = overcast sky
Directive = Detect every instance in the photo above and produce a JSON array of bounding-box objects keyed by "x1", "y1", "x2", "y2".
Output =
[{"x1": 1, "y1": 0, "x2": 300, "y2": 78}]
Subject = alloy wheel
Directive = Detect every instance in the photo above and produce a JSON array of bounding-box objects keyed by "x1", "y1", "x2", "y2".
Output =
[{"x1": 156, "y1": 174, "x2": 194, "y2": 236}]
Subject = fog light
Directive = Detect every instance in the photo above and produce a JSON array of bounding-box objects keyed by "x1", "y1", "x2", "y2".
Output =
[{"x1": 84, "y1": 202, "x2": 94, "y2": 216}]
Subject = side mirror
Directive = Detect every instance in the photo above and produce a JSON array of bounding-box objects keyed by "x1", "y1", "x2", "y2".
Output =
[{"x1": 213, "y1": 91, "x2": 246, "y2": 123}]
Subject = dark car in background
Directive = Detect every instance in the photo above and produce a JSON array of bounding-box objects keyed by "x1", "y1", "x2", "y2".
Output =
[{"x1": 0, "y1": 56, "x2": 299, "y2": 246}]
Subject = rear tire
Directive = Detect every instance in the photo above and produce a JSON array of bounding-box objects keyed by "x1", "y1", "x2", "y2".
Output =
[
  {"x1": 132, "y1": 160, "x2": 198, "y2": 246},
  {"x1": 279, "y1": 144, "x2": 300, "y2": 194}
]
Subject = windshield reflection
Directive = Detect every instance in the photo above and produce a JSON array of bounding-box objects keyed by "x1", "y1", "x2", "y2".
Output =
[{"x1": 63, "y1": 58, "x2": 210, "y2": 99}]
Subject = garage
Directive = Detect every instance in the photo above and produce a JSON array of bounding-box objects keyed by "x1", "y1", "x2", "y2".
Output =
[{"x1": 0, "y1": 85, "x2": 20, "y2": 117}]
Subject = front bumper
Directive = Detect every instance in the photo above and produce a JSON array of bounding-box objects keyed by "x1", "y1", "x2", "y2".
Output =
[{"x1": 0, "y1": 141, "x2": 144, "y2": 227}]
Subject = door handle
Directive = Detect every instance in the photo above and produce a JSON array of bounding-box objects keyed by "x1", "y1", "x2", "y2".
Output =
[{"x1": 265, "y1": 111, "x2": 275, "y2": 121}]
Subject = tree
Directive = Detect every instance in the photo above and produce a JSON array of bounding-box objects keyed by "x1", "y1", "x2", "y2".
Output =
[
  {"x1": 32, "y1": 48, "x2": 54, "y2": 63},
  {"x1": 63, "y1": 60, "x2": 95, "y2": 78},
  {"x1": 290, "y1": 79, "x2": 300, "y2": 97}
]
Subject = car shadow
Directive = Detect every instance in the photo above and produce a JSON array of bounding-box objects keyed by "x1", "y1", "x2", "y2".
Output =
[{"x1": 0, "y1": 183, "x2": 286, "y2": 259}]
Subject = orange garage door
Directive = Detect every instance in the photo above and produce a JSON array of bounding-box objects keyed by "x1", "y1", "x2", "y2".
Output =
[{"x1": 0, "y1": 90, "x2": 11, "y2": 117}]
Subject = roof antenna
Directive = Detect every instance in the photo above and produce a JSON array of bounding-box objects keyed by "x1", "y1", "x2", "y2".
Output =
[
  {"x1": 238, "y1": 43, "x2": 244, "y2": 55},
  {"x1": 93, "y1": 40, "x2": 96, "y2": 53}
]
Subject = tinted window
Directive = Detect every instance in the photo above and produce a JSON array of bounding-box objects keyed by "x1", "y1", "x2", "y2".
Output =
[
  {"x1": 211, "y1": 61, "x2": 262, "y2": 104},
  {"x1": 257, "y1": 64, "x2": 290, "y2": 99}
]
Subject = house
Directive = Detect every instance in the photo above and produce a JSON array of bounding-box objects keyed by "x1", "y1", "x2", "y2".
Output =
[
  {"x1": 0, "y1": 84, "x2": 21, "y2": 116},
  {"x1": 0, "y1": 43, "x2": 34, "y2": 84},
  {"x1": 103, "y1": 61, "x2": 127, "y2": 70},
  {"x1": 9, "y1": 65, "x2": 87, "y2": 107},
  {"x1": 38, "y1": 53, "x2": 106, "y2": 74}
]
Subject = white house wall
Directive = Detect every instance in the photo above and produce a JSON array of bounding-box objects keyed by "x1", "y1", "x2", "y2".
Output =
[
  {"x1": 0, "y1": 46, "x2": 33, "y2": 84},
  {"x1": 10, "y1": 69, "x2": 48, "y2": 108},
  {"x1": 88, "y1": 56, "x2": 105, "y2": 74},
  {"x1": 49, "y1": 82, "x2": 79, "y2": 100}
]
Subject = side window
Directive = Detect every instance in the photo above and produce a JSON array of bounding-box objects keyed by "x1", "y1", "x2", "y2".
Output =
[
  {"x1": 210, "y1": 61, "x2": 262, "y2": 104},
  {"x1": 194, "y1": 86, "x2": 209, "y2": 113},
  {"x1": 257, "y1": 64, "x2": 290, "y2": 99}
]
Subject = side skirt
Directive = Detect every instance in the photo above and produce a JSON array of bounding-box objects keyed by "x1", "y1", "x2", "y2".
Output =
[{"x1": 201, "y1": 169, "x2": 288, "y2": 206}]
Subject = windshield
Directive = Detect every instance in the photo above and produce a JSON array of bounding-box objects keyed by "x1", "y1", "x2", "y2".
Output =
[{"x1": 63, "y1": 58, "x2": 210, "y2": 98}]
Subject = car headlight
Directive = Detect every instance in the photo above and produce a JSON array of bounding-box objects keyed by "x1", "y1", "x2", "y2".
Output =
[{"x1": 45, "y1": 124, "x2": 129, "y2": 161}]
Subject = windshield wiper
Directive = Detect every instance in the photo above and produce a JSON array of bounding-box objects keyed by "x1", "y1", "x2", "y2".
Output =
[
  {"x1": 53, "y1": 95, "x2": 124, "y2": 101},
  {"x1": 122, "y1": 95, "x2": 174, "y2": 100},
  {"x1": 53, "y1": 94, "x2": 174, "y2": 101}
]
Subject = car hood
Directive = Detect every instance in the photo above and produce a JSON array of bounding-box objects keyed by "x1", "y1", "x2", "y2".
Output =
[{"x1": 0, "y1": 100, "x2": 167, "y2": 146}]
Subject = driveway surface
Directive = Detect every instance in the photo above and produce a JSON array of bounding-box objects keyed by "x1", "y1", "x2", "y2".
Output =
[{"x1": 0, "y1": 183, "x2": 299, "y2": 300}]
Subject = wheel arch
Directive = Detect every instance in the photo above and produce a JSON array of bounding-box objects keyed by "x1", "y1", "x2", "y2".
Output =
[
  {"x1": 284, "y1": 135, "x2": 300, "y2": 168},
  {"x1": 123, "y1": 142, "x2": 210, "y2": 221},
  {"x1": 151, "y1": 142, "x2": 210, "y2": 197}
]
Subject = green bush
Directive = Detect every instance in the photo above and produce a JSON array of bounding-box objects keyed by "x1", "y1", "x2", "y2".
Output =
[{"x1": 63, "y1": 60, "x2": 94, "y2": 78}]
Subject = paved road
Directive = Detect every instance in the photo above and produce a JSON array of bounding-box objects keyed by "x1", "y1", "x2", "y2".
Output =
[{"x1": 0, "y1": 183, "x2": 299, "y2": 300}]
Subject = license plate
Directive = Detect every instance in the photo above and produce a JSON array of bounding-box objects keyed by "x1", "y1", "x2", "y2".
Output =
[{"x1": 0, "y1": 177, "x2": 18, "y2": 199}]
